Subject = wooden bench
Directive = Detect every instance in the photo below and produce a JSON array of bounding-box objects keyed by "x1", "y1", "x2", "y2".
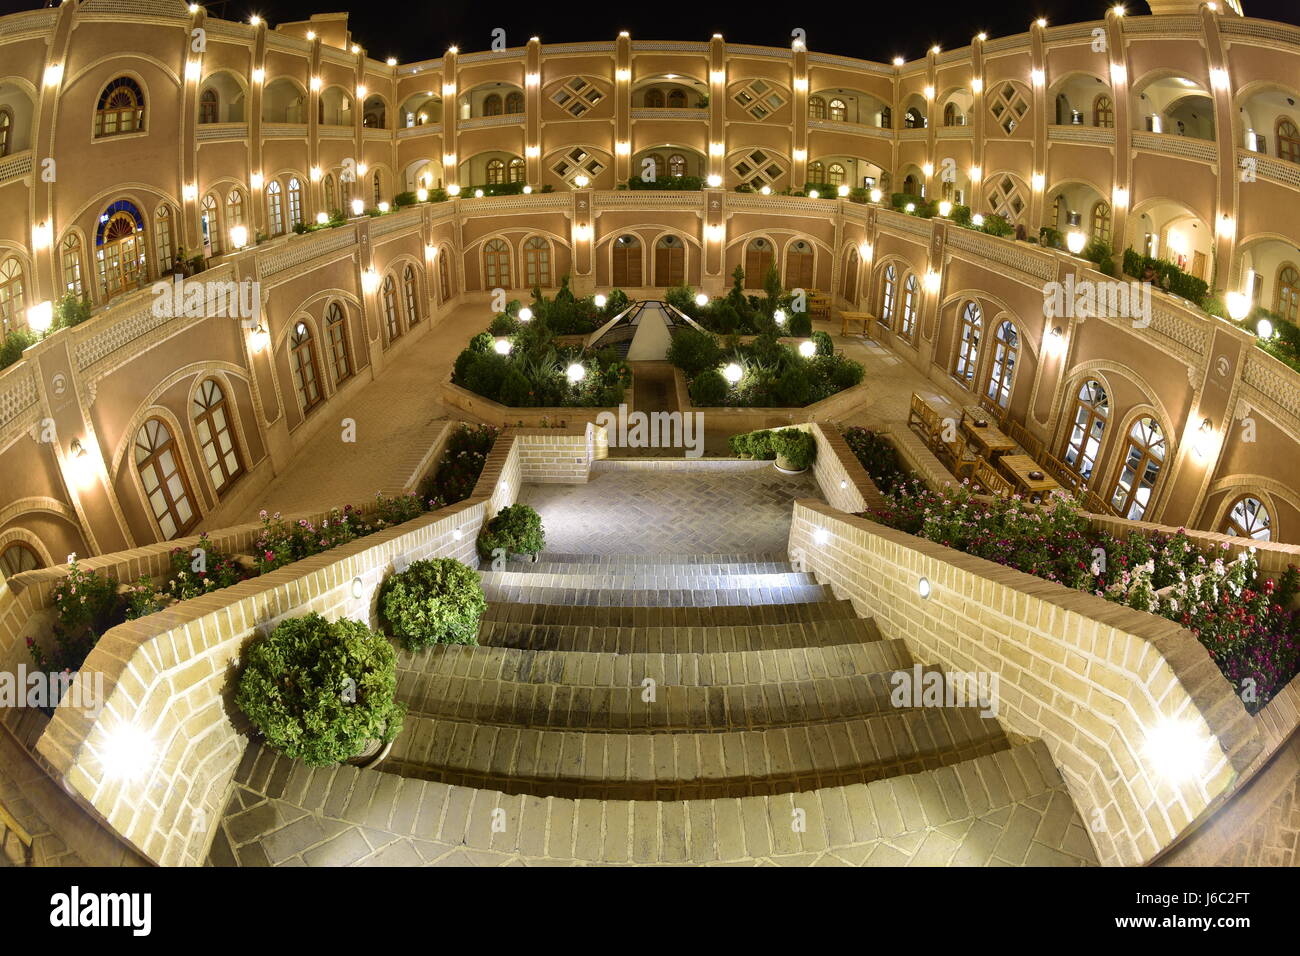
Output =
[
  {"x1": 973, "y1": 457, "x2": 1013, "y2": 497},
  {"x1": 937, "y1": 433, "x2": 979, "y2": 480},
  {"x1": 1005, "y1": 419, "x2": 1045, "y2": 460},
  {"x1": 908, "y1": 392, "x2": 944, "y2": 446}
]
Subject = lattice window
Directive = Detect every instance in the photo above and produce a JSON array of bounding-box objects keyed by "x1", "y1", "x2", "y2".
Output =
[
  {"x1": 135, "y1": 418, "x2": 197, "y2": 540},
  {"x1": 827, "y1": 163, "x2": 846, "y2": 186},
  {"x1": 61, "y1": 234, "x2": 85, "y2": 297},
  {"x1": 199, "y1": 88, "x2": 218, "y2": 124},
  {"x1": 192, "y1": 379, "x2": 244, "y2": 494},
  {"x1": 900, "y1": 273, "x2": 918, "y2": 340},
  {"x1": 1093, "y1": 94, "x2": 1114, "y2": 128},
  {"x1": 986, "y1": 174, "x2": 1028, "y2": 224},
  {"x1": 829, "y1": 98, "x2": 847, "y2": 122},
  {"x1": 1278, "y1": 118, "x2": 1300, "y2": 165},
  {"x1": 382, "y1": 274, "x2": 401, "y2": 343},
  {"x1": 880, "y1": 264, "x2": 897, "y2": 327},
  {"x1": 326, "y1": 302, "x2": 352, "y2": 383},
  {"x1": 1276, "y1": 264, "x2": 1299, "y2": 321},
  {"x1": 841, "y1": 248, "x2": 859, "y2": 304},
  {"x1": 0, "y1": 108, "x2": 10, "y2": 157},
  {"x1": 744, "y1": 238, "x2": 773, "y2": 288},
  {"x1": 785, "y1": 240, "x2": 813, "y2": 289},
  {"x1": 509, "y1": 157, "x2": 525, "y2": 182},
  {"x1": 487, "y1": 158, "x2": 505, "y2": 184},
  {"x1": 807, "y1": 161, "x2": 824, "y2": 182},
  {"x1": 403, "y1": 265, "x2": 421, "y2": 323},
  {"x1": 288, "y1": 178, "x2": 303, "y2": 228},
  {"x1": 524, "y1": 236, "x2": 551, "y2": 288},
  {"x1": 1091, "y1": 201, "x2": 1112, "y2": 244},
  {"x1": 551, "y1": 77, "x2": 605, "y2": 117},
  {"x1": 226, "y1": 189, "x2": 245, "y2": 229},
  {"x1": 731, "y1": 148, "x2": 785, "y2": 188},
  {"x1": 266, "y1": 181, "x2": 284, "y2": 235},
  {"x1": 202, "y1": 194, "x2": 222, "y2": 255},
  {"x1": 1110, "y1": 417, "x2": 1165, "y2": 520},
  {"x1": 989, "y1": 82, "x2": 1029, "y2": 135},
  {"x1": 290, "y1": 321, "x2": 323, "y2": 412},
  {"x1": 986, "y1": 320, "x2": 1018, "y2": 409},
  {"x1": 505, "y1": 91, "x2": 524, "y2": 114},
  {"x1": 731, "y1": 79, "x2": 785, "y2": 121},
  {"x1": 612, "y1": 234, "x2": 642, "y2": 287},
  {"x1": 808, "y1": 96, "x2": 826, "y2": 120},
  {"x1": 953, "y1": 300, "x2": 982, "y2": 384},
  {"x1": 1223, "y1": 496, "x2": 1272, "y2": 541},
  {"x1": 484, "y1": 238, "x2": 511, "y2": 288},
  {"x1": 0, "y1": 543, "x2": 40, "y2": 580},
  {"x1": 550, "y1": 146, "x2": 605, "y2": 186},
  {"x1": 95, "y1": 76, "x2": 144, "y2": 138},
  {"x1": 0, "y1": 257, "x2": 24, "y2": 336},
  {"x1": 1063, "y1": 380, "x2": 1108, "y2": 481},
  {"x1": 655, "y1": 235, "x2": 684, "y2": 286}
]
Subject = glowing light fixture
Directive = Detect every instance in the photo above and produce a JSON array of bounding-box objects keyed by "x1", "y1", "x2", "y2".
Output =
[
  {"x1": 938, "y1": 200, "x2": 953, "y2": 217},
  {"x1": 447, "y1": 184, "x2": 461, "y2": 196},
  {"x1": 99, "y1": 723, "x2": 155, "y2": 782},
  {"x1": 517, "y1": 307, "x2": 533, "y2": 322},
  {"x1": 316, "y1": 211, "x2": 329, "y2": 225},
  {"x1": 566, "y1": 363, "x2": 586, "y2": 383},
  {"x1": 351, "y1": 198, "x2": 365, "y2": 216},
  {"x1": 1144, "y1": 718, "x2": 1211, "y2": 783},
  {"x1": 229, "y1": 225, "x2": 249, "y2": 249},
  {"x1": 774, "y1": 309, "x2": 787, "y2": 326},
  {"x1": 594, "y1": 294, "x2": 607, "y2": 308},
  {"x1": 917, "y1": 576, "x2": 932, "y2": 599},
  {"x1": 416, "y1": 187, "x2": 429, "y2": 202},
  {"x1": 1067, "y1": 229, "x2": 1086, "y2": 254},
  {"x1": 722, "y1": 362, "x2": 743, "y2": 384},
  {"x1": 27, "y1": 300, "x2": 53, "y2": 333},
  {"x1": 798, "y1": 340, "x2": 816, "y2": 357},
  {"x1": 361, "y1": 267, "x2": 381, "y2": 294},
  {"x1": 695, "y1": 293, "x2": 709, "y2": 307},
  {"x1": 494, "y1": 338, "x2": 512, "y2": 355},
  {"x1": 869, "y1": 188, "x2": 883, "y2": 203},
  {"x1": 707, "y1": 174, "x2": 723, "y2": 188},
  {"x1": 808, "y1": 189, "x2": 820, "y2": 199},
  {"x1": 573, "y1": 174, "x2": 590, "y2": 188},
  {"x1": 1226, "y1": 291, "x2": 1250, "y2": 321}
]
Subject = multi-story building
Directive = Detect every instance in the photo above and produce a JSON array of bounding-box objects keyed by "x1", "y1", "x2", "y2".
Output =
[{"x1": 0, "y1": 0, "x2": 1298, "y2": 571}]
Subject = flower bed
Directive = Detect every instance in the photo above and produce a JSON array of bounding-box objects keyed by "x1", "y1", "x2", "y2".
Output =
[
  {"x1": 26, "y1": 423, "x2": 499, "y2": 676},
  {"x1": 845, "y1": 438, "x2": 1300, "y2": 711}
]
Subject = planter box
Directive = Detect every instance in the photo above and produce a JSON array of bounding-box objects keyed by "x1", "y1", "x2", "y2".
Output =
[
  {"x1": 440, "y1": 380, "x2": 625, "y2": 429},
  {"x1": 671, "y1": 367, "x2": 871, "y2": 435}
]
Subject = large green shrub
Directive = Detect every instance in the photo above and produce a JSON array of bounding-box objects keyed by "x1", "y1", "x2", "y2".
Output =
[
  {"x1": 689, "y1": 368, "x2": 728, "y2": 405},
  {"x1": 812, "y1": 330, "x2": 834, "y2": 356},
  {"x1": 729, "y1": 429, "x2": 776, "y2": 460},
  {"x1": 478, "y1": 503, "x2": 545, "y2": 559},
  {"x1": 666, "y1": 327, "x2": 722, "y2": 376},
  {"x1": 378, "y1": 558, "x2": 485, "y2": 650},
  {"x1": 771, "y1": 428, "x2": 817, "y2": 470},
  {"x1": 235, "y1": 613, "x2": 405, "y2": 767},
  {"x1": 774, "y1": 366, "x2": 812, "y2": 406},
  {"x1": 1, "y1": 329, "x2": 37, "y2": 370}
]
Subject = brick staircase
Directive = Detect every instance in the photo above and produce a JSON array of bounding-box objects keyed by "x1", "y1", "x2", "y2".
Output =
[{"x1": 213, "y1": 546, "x2": 1100, "y2": 865}]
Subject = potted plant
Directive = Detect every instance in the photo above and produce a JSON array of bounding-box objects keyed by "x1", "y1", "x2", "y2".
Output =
[
  {"x1": 235, "y1": 612, "x2": 405, "y2": 768},
  {"x1": 477, "y1": 503, "x2": 545, "y2": 562},
  {"x1": 378, "y1": 557, "x2": 486, "y2": 650},
  {"x1": 771, "y1": 428, "x2": 817, "y2": 474}
]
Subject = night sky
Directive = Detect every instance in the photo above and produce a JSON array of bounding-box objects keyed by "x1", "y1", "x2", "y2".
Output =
[{"x1": 3, "y1": 0, "x2": 1299, "y2": 63}]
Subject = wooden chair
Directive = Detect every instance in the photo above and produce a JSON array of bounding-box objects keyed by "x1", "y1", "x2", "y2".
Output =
[
  {"x1": 973, "y1": 457, "x2": 1013, "y2": 497},
  {"x1": 938, "y1": 433, "x2": 979, "y2": 480},
  {"x1": 1082, "y1": 489, "x2": 1113, "y2": 515},
  {"x1": 909, "y1": 393, "x2": 943, "y2": 446},
  {"x1": 1040, "y1": 452, "x2": 1080, "y2": 492},
  {"x1": 977, "y1": 394, "x2": 1007, "y2": 426},
  {"x1": 1005, "y1": 420, "x2": 1044, "y2": 460}
]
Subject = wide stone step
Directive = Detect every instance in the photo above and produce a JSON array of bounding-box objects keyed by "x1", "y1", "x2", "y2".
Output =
[
  {"x1": 501, "y1": 551, "x2": 788, "y2": 569},
  {"x1": 479, "y1": 582, "x2": 835, "y2": 608},
  {"x1": 397, "y1": 640, "x2": 910, "y2": 690},
  {"x1": 475, "y1": 617, "x2": 883, "y2": 654},
  {"x1": 499, "y1": 560, "x2": 798, "y2": 577},
  {"x1": 480, "y1": 599, "x2": 861, "y2": 629},
  {"x1": 478, "y1": 569, "x2": 818, "y2": 592},
  {"x1": 376, "y1": 706, "x2": 1010, "y2": 800},
  {"x1": 397, "y1": 663, "x2": 946, "y2": 732},
  {"x1": 219, "y1": 739, "x2": 1097, "y2": 866}
]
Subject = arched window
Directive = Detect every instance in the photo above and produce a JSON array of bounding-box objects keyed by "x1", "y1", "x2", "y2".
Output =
[
  {"x1": 654, "y1": 234, "x2": 685, "y2": 286},
  {"x1": 287, "y1": 178, "x2": 303, "y2": 228},
  {"x1": 668, "y1": 153, "x2": 687, "y2": 178},
  {"x1": 953, "y1": 301, "x2": 982, "y2": 384},
  {"x1": 192, "y1": 379, "x2": 244, "y2": 494},
  {"x1": 226, "y1": 188, "x2": 246, "y2": 230},
  {"x1": 827, "y1": 163, "x2": 846, "y2": 186},
  {"x1": 903, "y1": 174, "x2": 919, "y2": 196},
  {"x1": 325, "y1": 302, "x2": 352, "y2": 383},
  {"x1": 1091, "y1": 201, "x2": 1112, "y2": 244},
  {"x1": 900, "y1": 273, "x2": 918, "y2": 340},
  {"x1": 808, "y1": 96, "x2": 826, "y2": 120},
  {"x1": 1223, "y1": 496, "x2": 1272, "y2": 541},
  {"x1": 880, "y1": 264, "x2": 897, "y2": 326},
  {"x1": 1110, "y1": 416, "x2": 1165, "y2": 520},
  {"x1": 482, "y1": 93, "x2": 503, "y2": 116},
  {"x1": 0, "y1": 258, "x2": 25, "y2": 335},
  {"x1": 0, "y1": 542, "x2": 40, "y2": 580},
  {"x1": 94, "y1": 201, "x2": 146, "y2": 298},
  {"x1": 744, "y1": 238, "x2": 773, "y2": 288},
  {"x1": 61, "y1": 234, "x2": 85, "y2": 297},
  {"x1": 612, "y1": 234, "x2": 642, "y2": 287},
  {"x1": 95, "y1": 77, "x2": 145, "y2": 137},
  {"x1": 290, "y1": 321, "x2": 323, "y2": 413},
  {"x1": 372, "y1": 170, "x2": 383, "y2": 206},
  {"x1": 154, "y1": 205, "x2": 174, "y2": 274},
  {"x1": 403, "y1": 265, "x2": 421, "y2": 322},
  {"x1": 841, "y1": 248, "x2": 860, "y2": 304},
  {"x1": 647, "y1": 153, "x2": 666, "y2": 179},
  {"x1": 483, "y1": 238, "x2": 511, "y2": 288},
  {"x1": 1277, "y1": 264, "x2": 1300, "y2": 321},
  {"x1": 645, "y1": 88, "x2": 665, "y2": 109},
  {"x1": 880, "y1": 106, "x2": 892, "y2": 128},
  {"x1": 486, "y1": 159, "x2": 505, "y2": 184},
  {"x1": 438, "y1": 249, "x2": 452, "y2": 301},
  {"x1": 382, "y1": 274, "x2": 401, "y2": 342},
  {"x1": 807, "y1": 161, "x2": 825, "y2": 183},
  {"x1": 504, "y1": 91, "x2": 524, "y2": 114},
  {"x1": 829, "y1": 98, "x2": 848, "y2": 122},
  {"x1": 905, "y1": 107, "x2": 925, "y2": 129},
  {"x1": 785, "y1": 240, "x2": 813, "y2": 290},
  {"x1": 266, "y1": 181, "x2": 284, "y2": 235},
  {"x1": 1279, "y1": 118, "x2": 1300, "y2": 165},
  {"x1": 1063, "y1": 380, "x2": 1108, "y2": 481},
  {"x1": 986, "y1": 320, "x2": 1019, "y2": 409},
  {"x1": 202, "y1": 194, "x2": 222, "y2": 255},
  {"x1": 323, "y1": 174, "x2": 337, "y2": 213},
  {"x1": 666, "y1": 88, "x2": 686, "y2": 108},
  {"x1": 508, "y1": 157, "x2": 525, "y2": 183},
  {"x1": 135, "y1": 418, "x2": 197, "y2": 539},
  {"x1": 1093, "y1": 94, "x2": 1114, "y2": 128},
  {"x1": 0, "y1": 108, "x2": 11, "y2": 157},
  {"x1": 943, "y1": 102, "x2": 958, "y2": 126},
  {"x1": 199, "y1": 87, "x2": 219, "y2": 124},
  {"x1": 524, "y1": 237, "x2": 551, "y2": 288}
]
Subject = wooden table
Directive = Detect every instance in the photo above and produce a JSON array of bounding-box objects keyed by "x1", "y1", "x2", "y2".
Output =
[
  {"x1": 999, "y1": 454, "x2": 1062, "y2": 501},
  {"x1": 840, "y1": 311, "x2": 879, "y2": 339},
  {"x1": 808, "y1": 292, "x2": 831, "y2": 318},
  {"x1": 961, "y1": 418, "x2": 1018, "y2": 457}
]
